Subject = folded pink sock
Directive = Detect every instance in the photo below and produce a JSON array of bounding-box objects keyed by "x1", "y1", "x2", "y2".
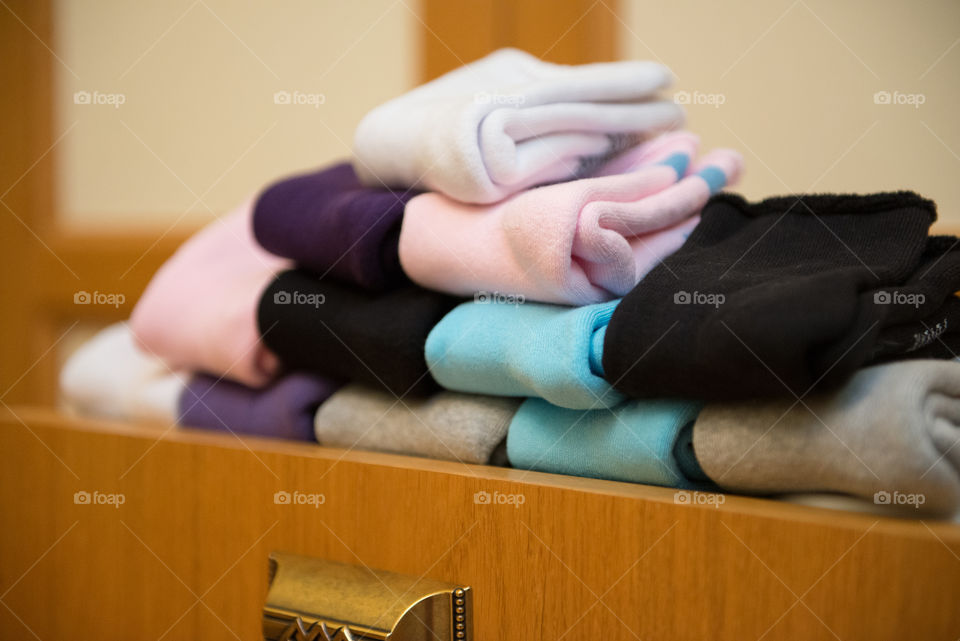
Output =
[
  {"x1": 398, "y1": 133, "x2": 743, "y2": 306},
  {"x1": 130, "y1": 200, "x2": 289, "y2": 387}
]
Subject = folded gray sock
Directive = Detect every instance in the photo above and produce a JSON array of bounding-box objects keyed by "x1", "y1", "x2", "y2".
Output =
[
  {"x1": 693, "y1": 360, "x2": 960, "y2": 516},
  {"x1": 314, "y1": 385, "x2": 521, "y2": 464}
]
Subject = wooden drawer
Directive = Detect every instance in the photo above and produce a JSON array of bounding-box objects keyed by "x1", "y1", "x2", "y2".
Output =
[{"x1": 2, "y1": 407, "x2": 959, "y2": 640}]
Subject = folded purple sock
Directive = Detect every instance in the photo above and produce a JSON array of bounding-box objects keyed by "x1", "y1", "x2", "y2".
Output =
[
  {"x1": 178, "y1": 373, "x2": 340, "y2": 441},
  {"x1": 253, "y1": 163, "x2": 420, "y2": 291}
]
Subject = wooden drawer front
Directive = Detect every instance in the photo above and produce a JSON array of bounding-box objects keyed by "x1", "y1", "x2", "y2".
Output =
[{"x1": 2, "y1": 408, "x2": 959, "y2": 640}]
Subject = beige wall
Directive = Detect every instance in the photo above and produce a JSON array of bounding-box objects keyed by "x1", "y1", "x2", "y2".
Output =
[
  {"x1": 619, "y1": 0, "x2": 960, "y2": 225},
  {"x1": 54, "y1": 0, "x2": 960, "y2": 227},
  {"x1": 54, "y1": 0, "x2": 419, "y2": 230}
]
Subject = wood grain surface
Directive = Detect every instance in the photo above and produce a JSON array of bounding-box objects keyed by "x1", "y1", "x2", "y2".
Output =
[{"x1": 2, "y1": 408, "x2": 959, "y2": 640}]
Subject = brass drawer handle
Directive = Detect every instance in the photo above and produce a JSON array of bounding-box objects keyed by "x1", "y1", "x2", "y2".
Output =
[{"x1": 263, "y1": 552, "x2": 472, "y2": 641}]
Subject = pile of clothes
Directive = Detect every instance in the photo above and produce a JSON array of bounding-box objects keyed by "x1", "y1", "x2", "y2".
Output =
[{"x1": 61, "y1": 49, "x2": 960, "y2": 517}]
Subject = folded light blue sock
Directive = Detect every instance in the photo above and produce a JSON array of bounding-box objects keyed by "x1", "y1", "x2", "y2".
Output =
[
  {"x1": 426, "y1": 300, "x2": 624, "y2": 409},
  {"x1": 506, "y1": 398, "x2": 706, "y2": 489}
]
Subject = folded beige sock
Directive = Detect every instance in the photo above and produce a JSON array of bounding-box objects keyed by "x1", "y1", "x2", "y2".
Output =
[
  {"x1": 314, "y1": 385, "x2": 521, "y2": 464},
  {"x1": 694, "y1": 360, "x2": 960, "y2": 517}
]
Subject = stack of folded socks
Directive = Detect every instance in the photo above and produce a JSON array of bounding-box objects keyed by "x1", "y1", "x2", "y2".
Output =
[{"x1": 60, "y1": 49, "x2": 960, "y2": 518}]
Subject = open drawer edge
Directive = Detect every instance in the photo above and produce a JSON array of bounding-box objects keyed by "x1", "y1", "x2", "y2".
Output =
[{"x1": 2, "y1": 406, "x2": 959, "y2": 641}]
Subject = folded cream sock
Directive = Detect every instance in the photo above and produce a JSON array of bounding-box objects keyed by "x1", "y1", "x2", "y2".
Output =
[
  {"x1": 314, "y1": 384, "x2": 521, "y2": 464},
  {"x1": 399, "y1": 132, "x2": 742, "y2": 305},
  {"x1": 130, "y1": 200, "x2": 289, "y2": 387},
  {"x1": 694, "y1": 360, "x2": 960, "y2": 517},
  {"x1": 59, "y1": 323, "x2": 184, "y2": 424},
  {"x1": 353, "y1": 48, "x2": 684, "y2": 204}
]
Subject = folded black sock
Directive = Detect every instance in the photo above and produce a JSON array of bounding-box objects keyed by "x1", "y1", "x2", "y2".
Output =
[
  {"x1": 603, "y1": 191, "x2": 946, "y2": 401},
  {"x1": 488, "y1": 437, "x2": 511, "y2": 468},
  {"x1": 868, "y1": 236, "x2": 960, "y2": 359},
  {"x1": 672, "y1": 421, "x2": 712, "y2": 484},
  {"x1": 872, "y1": 296, "x2": 960, "y2": 361},
  {"x1": 258, "y1": 270, "x2": 460, "y2": 396}
]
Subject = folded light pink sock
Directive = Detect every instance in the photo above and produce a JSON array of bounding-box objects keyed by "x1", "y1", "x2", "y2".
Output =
[
  {"x1": 130, "y1": 200, "x2": 289, "y2": 387},
  {"x1": 398, "y1": 133, "x2": 743, "y2": 306}
]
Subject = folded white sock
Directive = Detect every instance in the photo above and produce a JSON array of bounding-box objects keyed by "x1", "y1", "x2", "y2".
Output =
[
  {"x1": 353, "y1": 48, "x2": 683, "y2": 204},
  {"x1": 59, "y1": 323, "x2": 184, "y2": 424}
]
